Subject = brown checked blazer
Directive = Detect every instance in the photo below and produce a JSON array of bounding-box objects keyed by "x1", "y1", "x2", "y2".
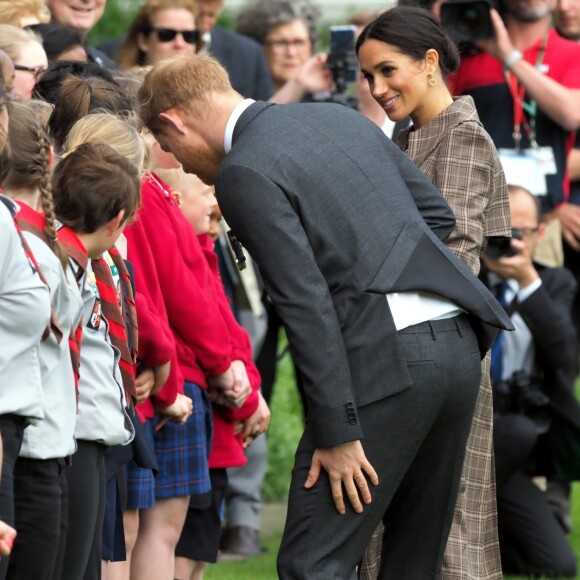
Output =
[{"x1": 361, "y1": 96, "x2": 510, "y2": 580}]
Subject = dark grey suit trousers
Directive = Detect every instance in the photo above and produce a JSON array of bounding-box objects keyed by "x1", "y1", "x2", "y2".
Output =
[{"x1": 277, "y1": 314, "x2": 481, "y2": 579}]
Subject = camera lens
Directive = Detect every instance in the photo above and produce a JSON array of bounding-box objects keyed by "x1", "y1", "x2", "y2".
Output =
[{"x1": 441, "y1": 0, "x2": 494, "y2": 41}]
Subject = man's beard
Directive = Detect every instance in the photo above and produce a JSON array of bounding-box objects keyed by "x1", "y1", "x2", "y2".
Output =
[{"x1": 181, "y1": 144, "x2": 222, "y2": 186}]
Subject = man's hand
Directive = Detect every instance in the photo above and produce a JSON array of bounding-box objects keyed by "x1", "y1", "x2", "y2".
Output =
[
  {"x1": 481, "y1": 238, "x2": 539, "y2": 288},
  {"x1": 304, "y1": 441, "x2": 379, "y2": 515},
  {"x1": 156, "y1": 393, "x2": 193, "y2": 429},
  {"x1": 237, "y1": 391, "x2": 271, "y2": 448},
  {"x1": 556, "y1": 203, "x2": 580, "y2": 250},
  {"x1": 474, "y1": 9, "x2": 514, "y2": 62},
  {"x1": 0, "y1": 520, "x2": 15, "y2": 557},
  {"x1": 135, "y1": 368, "x2": 155, "y2": 404},
  {"x1": 151, "y1": 360, "x2": 171, "y2": 395}
]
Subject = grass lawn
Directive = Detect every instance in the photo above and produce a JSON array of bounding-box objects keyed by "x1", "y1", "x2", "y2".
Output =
[{"x1": 207, "y1": 344, "x2": 580, "y2": 579}]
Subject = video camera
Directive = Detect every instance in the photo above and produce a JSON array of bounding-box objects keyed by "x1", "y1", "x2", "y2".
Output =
[{"x1": 440, "y1": 0, "x2": 499, "y2": 43}]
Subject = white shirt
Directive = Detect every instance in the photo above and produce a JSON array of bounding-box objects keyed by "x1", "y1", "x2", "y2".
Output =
[
  {"x1": 224, "y1": 99, "x2": 255, "y2": 154},
  {"x1": 75, "y1": 257, "x2": 134, "y2": 446},
  {"x1": 19, "y1": 232, "x2": 83, "y2": 459},
  {"x1": 224, "y1": 103, "x2": 462, "y2": 331},
  {"x1": 0, "y1": 197, "x2": 48, "y2": 422}
]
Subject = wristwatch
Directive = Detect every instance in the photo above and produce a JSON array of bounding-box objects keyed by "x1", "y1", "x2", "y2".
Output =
[{"x1": 503, "y1": 49, "x2": 523, "y2": 70}]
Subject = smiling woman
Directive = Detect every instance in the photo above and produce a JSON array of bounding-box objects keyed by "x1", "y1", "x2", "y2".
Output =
[{"x1": 116, "y1": 0, "x2": 199, "y2": 70}]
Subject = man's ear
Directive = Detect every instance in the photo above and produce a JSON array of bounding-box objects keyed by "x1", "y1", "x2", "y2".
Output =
[
  {"x1": 159, "y1": 110, "x2": 188, "y2": 135},
  {"x1": 106, "y1": 209, "x2": 127, "y2": 236}
]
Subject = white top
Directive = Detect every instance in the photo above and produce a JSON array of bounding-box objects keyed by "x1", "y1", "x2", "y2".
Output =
[
  {"x1": 0, "y1": 197, "x2": 49, "y2": 422},
  {"x1": 75, "y1": 256, "x2": 134, "y2": 446},
  {"x1": 19, "y1": 232, "x2": 83, "y2": 459}
]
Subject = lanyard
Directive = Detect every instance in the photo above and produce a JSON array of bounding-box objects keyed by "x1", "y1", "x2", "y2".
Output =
[{"x1": 505, "y1": 30, "x2": 548, "y2": 150}]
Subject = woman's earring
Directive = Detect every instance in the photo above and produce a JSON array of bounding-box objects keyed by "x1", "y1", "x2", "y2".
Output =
[{"x1": 429, "y1": 75, "x2": 436, "y2": 87}]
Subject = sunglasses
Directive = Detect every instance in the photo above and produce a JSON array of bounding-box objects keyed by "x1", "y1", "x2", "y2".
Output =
[
  {"x1": 151, "y1": 28, "x2": 199, "y2": 44},
  {"x1": 14, "y1": 64, "x2": 46, "y2": 81}
]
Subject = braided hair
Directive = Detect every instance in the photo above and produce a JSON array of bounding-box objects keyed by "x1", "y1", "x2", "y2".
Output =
[{"x1": 2, "y1": 101, "x2": 68, "y2": 269}]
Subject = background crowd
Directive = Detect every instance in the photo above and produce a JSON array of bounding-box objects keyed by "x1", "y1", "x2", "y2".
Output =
[{"x1": 1, "y1": 0, "x2": 580, "y2": 578}]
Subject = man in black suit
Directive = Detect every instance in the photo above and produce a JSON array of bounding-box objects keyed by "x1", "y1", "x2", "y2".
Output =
[
  {"x1": 138, "y1": 53, "x2": 513, "y2": 579},
  {"x1": 482, "y1": 185, "x2": 580, "y2": 578}
]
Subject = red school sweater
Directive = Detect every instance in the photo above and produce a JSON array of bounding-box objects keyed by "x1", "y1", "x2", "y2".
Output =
[
  {"x1": 198, "y1": 234, "x2": 261, "y2": 469},
  {"x1": 128, "y1": 174, "x2": 232, "y2": 389}
]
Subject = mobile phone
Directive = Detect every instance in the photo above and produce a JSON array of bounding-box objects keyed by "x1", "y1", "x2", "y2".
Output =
[{"x1": 328, "y1": 25, "x2": 358, "y2": 85}]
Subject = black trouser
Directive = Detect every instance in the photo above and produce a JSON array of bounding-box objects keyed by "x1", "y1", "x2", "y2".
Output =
[
  {"x1": 277, "y1": 315, "x2": 481, "y2": 579},
  {"x1": 498, "y1": 471, "x2": 576, "y2": 577},
  {"x1": 0, "y1": 415, "x2": 26, "y2": 580},
  {"x1": 493, "y1": 414, "x2": 577, "y2": 578},
  {"x1": 6, "y1": 457, "x2": 68, "y2": 580},
  {"x1": 61, "y1": 440, "x2": 106, "y2": 580}
]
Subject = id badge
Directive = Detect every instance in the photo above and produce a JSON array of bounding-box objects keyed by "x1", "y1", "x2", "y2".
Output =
[
  {"x1": 497, "y1": 148, "x2": 548, "y2": 196},
  {"x1": 526, "y1": 146, "x2": 557, "y2": 176}
]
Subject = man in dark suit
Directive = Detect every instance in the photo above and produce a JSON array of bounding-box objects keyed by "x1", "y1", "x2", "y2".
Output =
[
  {"x1": 482, "y1": 185, "x2": 580, "y2": 578},
  {"x1": 137, "y1": 53, "x2": 513, "y2": 579}
]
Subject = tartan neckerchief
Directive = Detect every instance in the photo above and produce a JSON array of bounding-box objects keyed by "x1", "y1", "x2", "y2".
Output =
[{"x1": 90, "y1": 248, "x2": 137, "y2": 404}]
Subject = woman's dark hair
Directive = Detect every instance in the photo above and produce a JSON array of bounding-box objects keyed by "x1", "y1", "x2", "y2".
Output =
[
  {"x1": 27, "y1": 23, "x2": 86, "y2": 63},
  {"x1": 47, "y1": 75, "x2": 135, "y2": 151},
  {"x1": 52, "y1": 142, "x2": 140, "y2": 234},
  {"x1": 32, "y1": 60, "x2": 116, "y2": 105},
  {"x1": 355, "y1": 6, "x2": 460, "y2": 77}
]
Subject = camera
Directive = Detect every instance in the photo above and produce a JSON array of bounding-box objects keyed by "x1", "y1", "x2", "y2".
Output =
[
  {"x1": 440, "y1": 0, "x2": 497, "y2": 42},
  {"x1": 484, "y1": 228, "x2": 522, "y2": 259},
  {"x1": 493, "y1": 370, "x2": 551, "y2": 433}
]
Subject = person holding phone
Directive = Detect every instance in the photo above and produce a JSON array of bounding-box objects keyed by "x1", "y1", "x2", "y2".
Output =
[{"x1": 357, "y1": 7, "x2": 511, "y2": 578}]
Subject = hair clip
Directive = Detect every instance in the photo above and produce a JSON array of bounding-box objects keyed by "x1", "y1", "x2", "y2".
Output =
[{"x1": 227, "y1": 230, "x2": 247, "y2": 271}]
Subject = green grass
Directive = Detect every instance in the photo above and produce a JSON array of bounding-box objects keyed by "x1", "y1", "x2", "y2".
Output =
[{"x1": 207, "y1": 346, "x2": 580, "y2": 579}]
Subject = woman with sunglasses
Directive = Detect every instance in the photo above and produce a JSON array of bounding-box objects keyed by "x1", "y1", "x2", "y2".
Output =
[
  {"x1": 0, "y1": 24, "x2": 47, "y2": 100},
  {"x1": 116, "y1": 0, "x2": 199, "y2": 71}
]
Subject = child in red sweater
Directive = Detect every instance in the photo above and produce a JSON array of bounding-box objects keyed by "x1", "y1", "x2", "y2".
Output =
[
  {"x1": 124, "y1": 139, "x2": 253, "y2": 580},
  {"x1": 156, "y1": 168, "x2": 270, "y2": 580}
]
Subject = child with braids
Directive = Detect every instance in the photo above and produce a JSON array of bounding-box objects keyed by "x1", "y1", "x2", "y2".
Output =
[
  {"x1": 1, "y1": 101, "x2": 84, "y2": 580},
  {"x1": 0, "y1": 77, "x2": 47, "y2": 580}
]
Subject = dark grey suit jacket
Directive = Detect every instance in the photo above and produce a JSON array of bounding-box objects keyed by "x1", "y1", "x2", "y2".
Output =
[{"x1": 216, "y1": 101, "x2": 513, "y2": 448}]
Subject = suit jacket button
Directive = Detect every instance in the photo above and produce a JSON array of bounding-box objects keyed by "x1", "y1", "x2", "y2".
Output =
[{"x1": 349, "y1": 418, "x2": 357, "y2": 425}]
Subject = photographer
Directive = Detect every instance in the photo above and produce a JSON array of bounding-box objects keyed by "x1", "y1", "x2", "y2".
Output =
[{"x1": 482, "y1": 185, "x2": 580, "y2": 578}]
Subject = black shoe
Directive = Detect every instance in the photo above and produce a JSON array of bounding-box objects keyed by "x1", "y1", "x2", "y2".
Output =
[{"x1": 219, "y1": 526, "x2": 263, "y2": 559}]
